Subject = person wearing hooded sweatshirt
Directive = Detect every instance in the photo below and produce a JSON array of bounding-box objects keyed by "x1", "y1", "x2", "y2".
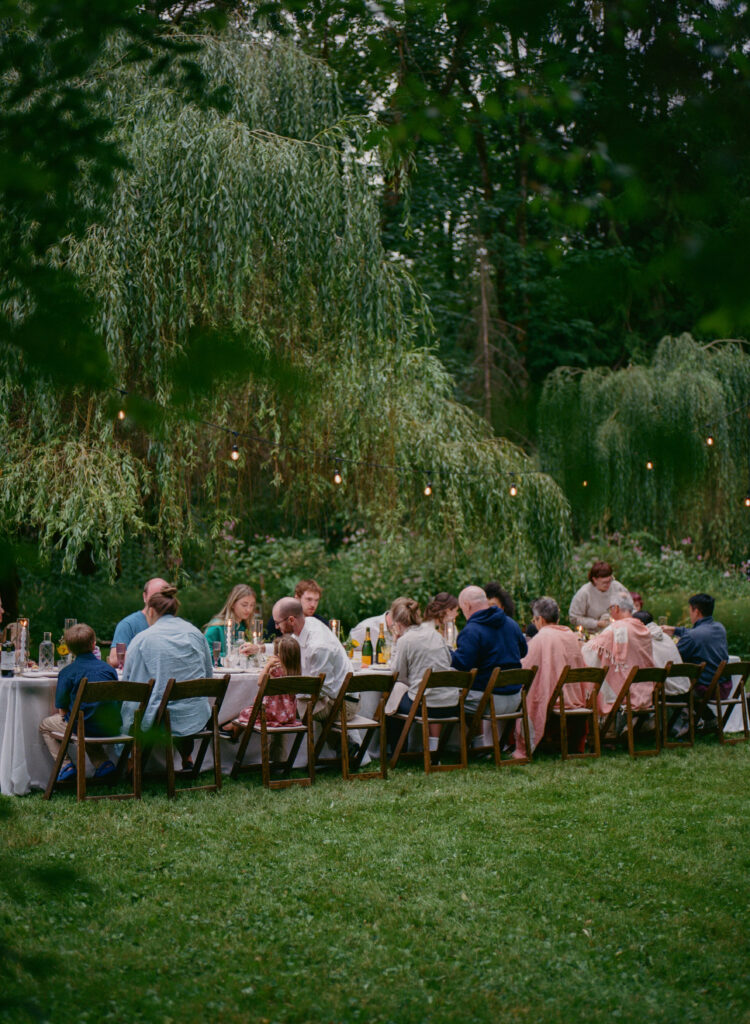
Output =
[{"x1": 451, "y1": 585, "x2": 528, "y2": 716}]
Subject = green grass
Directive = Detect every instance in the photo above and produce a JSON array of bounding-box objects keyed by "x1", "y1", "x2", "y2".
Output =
[{"x1": 3, "y1": 745, "x2": 750, "y2": 1024}]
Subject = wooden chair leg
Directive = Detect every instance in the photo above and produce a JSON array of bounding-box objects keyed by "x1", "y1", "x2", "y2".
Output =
[
  {"x1": 165, "y1": 710, "x2": 176, "y2": 799},
  {"x1": 626, "y1": 694, "x2": 635, "y2": 758},
  {"x1": 261, "y1": 716, "x2": 270, "y2": 789},
  {"x1": 76, "y1": 712, "x2": 87, "y2": 802},
  {"x1": 489, "y1": 701, "x2": 501, "y2": 766},
  {"x1": 44, "y1": 718, "x2": 76, "y2": 800},
  {"x1": 212, "y1": 709, "x2": 222, "y2": 792},
  {"x1": 458, "y1": 703, "x2": 467, "y2": 769},
  {"x1": 688, "y1": 689, "x2": 695, "y2": 746},
  {"x1": 716, "y1": 694, "x2": 725, "y2": 744},
  {"x1": 421, "y1": 698, "x2": 431, "y2": 774},
  {"x1": 559, "y1": 699, "x2": 568, "y2": 760},
  {"x1": 341, "y1": 710, "x2": 350, "y2": 781},
  {"x1": 306, "y1": 714, "x2": 316, "y2": 785},
  {"x1": 521, "y1": 692, "x2": 532, "y2": 762}
]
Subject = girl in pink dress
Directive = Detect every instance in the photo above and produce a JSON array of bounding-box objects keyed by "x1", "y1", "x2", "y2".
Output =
[{"x1": 228, "y1": 635, "x2": 302, "y2": 738}]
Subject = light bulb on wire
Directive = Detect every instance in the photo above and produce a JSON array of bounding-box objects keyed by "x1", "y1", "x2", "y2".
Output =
[
  {"x1": 424, "y1": 479, "x2": 433, "y2": 497},
  {"x1": 509, "y1": 482, "x2": 518, "y2": 497},
  {"x1": 706, "y1": 435, "x2": 714, "y2": 447},
  {"x1": 333, "y1": 460, "x2": 343, "y2": 485},
  {"x1": 117, "y1": 409, "x2": 126, "y2": 421},
  {"x1": 646, "y1": 460, "x2": 654, "y2": 471},
  {"x1": 230, "y1": 443, "x2": 240, "y2": 462},
  {"x1": 744, "y1": 492, "x2": 750, "y2": 509}
]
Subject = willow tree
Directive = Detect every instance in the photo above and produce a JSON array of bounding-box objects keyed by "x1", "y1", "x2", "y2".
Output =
[
  {"x1": 0, "y1": 29, "x2": 570, "y2": 598},
  {"x1": 539, "y1": 334, "x2": 750, "y2": 559}
]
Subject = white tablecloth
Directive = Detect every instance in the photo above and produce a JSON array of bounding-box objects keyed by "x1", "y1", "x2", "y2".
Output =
[{"x1": 0, "y1": 669, "x2": 265, "y2": 796}]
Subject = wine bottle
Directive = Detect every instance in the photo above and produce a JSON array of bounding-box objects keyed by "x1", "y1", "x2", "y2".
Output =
[
  {"x1": 1, "y1": 640, "x2": 15, "y2": 677},
  {"x1": 375, "y1": 622, "x2": 386, "y2": 664},
  {"x1": 361, "y1": 627, "x2": 373, "y2": 667}
]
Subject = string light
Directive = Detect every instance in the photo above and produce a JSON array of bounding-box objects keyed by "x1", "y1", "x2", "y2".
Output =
[
  {"x1": 706, "y1": 435, "x2": 714, "y2": 447},
  {"x1": 582, "y1": 480, "x2": 588, "y2": 488},
  {"x1": 230, "y1": 443, "x2": 240, "y2": 462},
  {"x1": 509, "y1": 483, "x2": 518, "y2": 497},
  {"x1": 333, "y1": 459, "x2": 343, "y2": 485},
  {"x1": 744, "y1": 493, "x2": 750, "y2": 509},
  {"x1": 646, "y1": 461, "x2": 653, "y2": 470},
  {"x1": 423, "y1": 479, "x2": 433, "y2": 497},
  {"x1": 117, "y1": 409, "x2": 126, "y2": 421}
]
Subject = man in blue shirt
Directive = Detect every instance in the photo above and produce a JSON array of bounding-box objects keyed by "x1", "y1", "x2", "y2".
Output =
[
  {"x1": 452, "y1": 585, "x2": 528, "y2": 718},
  {"x1": 107, "y1": 576, "x2": 168, "y2": 666},
  {"x1": 668, "y1": 593, "x2": 730, "y2": 700},
  {"x1": 39, "y1": 623, "x2": 120, "y2": 781}
]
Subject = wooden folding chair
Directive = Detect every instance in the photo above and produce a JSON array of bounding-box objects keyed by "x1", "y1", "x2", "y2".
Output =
[
  {"x1": 230, "y1": 672, "x2": 324, "y2": 789},
  {"x1": 156, "y1": 675, "x2": 229, "y2": 798},
  {"x1": 464, "y1": 667, "x2": 536, "y2": 766},
  {"x1": 389, "y1": 669, "x2": 474, "y2": 774},
  {"x1": 660, "y1": 661, "x2": 704, "y2": 749},
  {"x1": 314, "y1": 671, "x2": 396, "y2": 780},
  {"x1": 43, "y1": 678, "x2": 154, "y2": 802},
  {"x1": 546, "y1": 666, "x2": 607, "y2": 761},
  {"x1": 600, "y1": 666, "x2": 666, "y2": 757},
  {"x1": 696, "y1": 660, "x2": 750, "y2": 745}
]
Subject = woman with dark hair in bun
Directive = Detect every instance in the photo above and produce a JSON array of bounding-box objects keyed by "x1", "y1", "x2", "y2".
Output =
[{"x1": 121, "y1": 585, "x2": 213, "y2": 770}]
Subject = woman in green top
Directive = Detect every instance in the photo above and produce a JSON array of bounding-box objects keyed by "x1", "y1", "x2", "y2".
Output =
[{"x1": 203, "y1": 584, "x2": 261, "y2": 657}]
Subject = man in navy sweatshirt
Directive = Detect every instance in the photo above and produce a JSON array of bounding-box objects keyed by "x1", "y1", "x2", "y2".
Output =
[{"x1": 452, "y1": 585, "x2": 528, "y2": 717}]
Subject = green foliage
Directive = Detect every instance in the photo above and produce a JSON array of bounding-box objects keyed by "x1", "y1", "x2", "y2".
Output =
[
  {"x1": 1, "y1": 28, "x2": 571, "y2": 593},
  {"x1": 539, "y1": 335, "x2": 750, "y2": 559},
  {"x1": 3, "y1": 748, "x2": 750, "y2": 1022}
]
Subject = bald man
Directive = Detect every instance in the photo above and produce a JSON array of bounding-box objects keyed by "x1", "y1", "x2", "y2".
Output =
[
  {"x1": 272, "y1": 596, "x2": 354, "y2": 724},
  {"x1": 452, "y1": 585, "x2": 528, "y2": 716},
  {"x1": 107, "y1": 576, "x2": 169, "y2": 666}
]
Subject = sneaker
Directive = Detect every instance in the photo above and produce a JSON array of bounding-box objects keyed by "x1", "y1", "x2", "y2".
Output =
[
  {"x1": 94, "y1": 759, "x2": 116, "y2": 779},
  {"x1": 57, "y1": 762, "x2": 76, "y2": 782}
]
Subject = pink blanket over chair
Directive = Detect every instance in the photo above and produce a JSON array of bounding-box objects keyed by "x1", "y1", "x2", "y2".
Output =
[
  {"x1": 583, "y1": 617, "x2": 655, "y2": 714},
  {"x1": 515, "y1": 624, "x2": 587, "y2": 758}
]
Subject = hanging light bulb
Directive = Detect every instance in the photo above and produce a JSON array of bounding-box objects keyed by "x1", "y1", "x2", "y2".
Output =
[
  {"x1": 333, "y1": 460, "x2": 343, "y2": 485},
  {"x1": 646, "y1": 461, "x2": 654, "y2": 470},
  {"x1": 706, "y1": 435, "x2": 714, "y2": 447},
  {"x1": 117, "y1": 408, "x2": 126, "y2": 421},
  {"x1": 509, "y1": 482, "x2": 518, "y2": 497},
  {"x1": 582, "y1": 480, "x2": 588, "y2": 488},
  {"x1": 424, "y1": 480, "x2": 433, "y2": 497},
  {"x1": 744, "y1": 492, "x2": 750, "y2": 509},
  {"x1": 230, "y1": 443, "x2": 240, "y2": 462}
]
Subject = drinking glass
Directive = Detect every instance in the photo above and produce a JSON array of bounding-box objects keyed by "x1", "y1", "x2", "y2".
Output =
[
  {"x1": 329, "y1": 619, "x2": 341, "y2": 638},
  {"x1": 64, "y1": 618, "x2": 77, "y2": 631},
  {"x1": 658, "y1": 615, "x2": 668, "y2": 627},
  {"x1": 212, "y1": 641, "x2": 222, "y2": 668}
]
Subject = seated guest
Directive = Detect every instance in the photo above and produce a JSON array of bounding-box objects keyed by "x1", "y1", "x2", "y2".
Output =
[
  {"x1": 204, "y1": 584, "x2": 262, "y2": 659},
  {"x1": 386, "y1": 597, "x2": 458, "y2": 754},
  {"x1": 265, "y1": 578, "x2": 328, "y2": 639},
  {"x1": 39, "y1": 624, "x2": 121, "y2": 782},
  {"x1": 582, "y1": 593, "x2": 655, "y2": 716},
  {"x1": 452, "y1": 585, "x2": 527, "y2": 718},
  {"x1": 514, "y1": 597, "x2": 587, "y2": 759},
  {"x1": 121, "y1": 585, "x2": 212, "y2": 771},
  {"x1": 226, "y1": 634, "x2": 302, "y2": 747},
  {"x1": 631, "y1": 592, "x2": 644, "y2": 612},
  {"x1": 484, "y1": 581, "x2": 516, "y2": 620},
  {"x1": 632, "y1": 611, "x2": 690, "y2": 695},
  {"x1": 107, "y1": 576, "x2": 169, "y2": 666},
  {"x1": 568, "y1": 561, "x2": 629, "y2": 634},
  {"x1": 350, "y1": 609, "x2": 393, "y2": 647},
  {"x1": 423, "y1": 593, "x2": 459, "y2": 636},
  {"x1": 272, "y1": 597, "x2": 353, "y2": 726},
  {"x1": 666, "y1": 593, "x2": 730, "y2": 703}
]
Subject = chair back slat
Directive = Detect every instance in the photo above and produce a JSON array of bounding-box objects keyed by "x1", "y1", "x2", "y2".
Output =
[
  {"x1": 558, "y1": 667, "x2": 608, "y2": 686},
  {"x1": 166, "y1": 675, "x2": 229, "y2": 703},
  {"x1": 629, "y1": 666, "x2": 667, "y2": 685},
  {"x1": 79, "y1": 679, "x2": 154, "y2": 705},
  {"x1": 349, "y1": 671, "x2": 397, "y2": 693},
  {"x1": 423, "y1": 669, "x2": 474, "y2": 690},
  {"x1": 491, "y1": 667, "x2": 538, "y2": 692},
  {"x1": 264, "y1": 673, "x2": 323, "y2": 698},
  {"x1": 664, "y1": 661, "x2": 704, "y2": 681}
]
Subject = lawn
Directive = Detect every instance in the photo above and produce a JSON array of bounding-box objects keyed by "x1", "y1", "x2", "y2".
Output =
[{"x1": 2, "y1": 744, "x2": 749, "y2": 1024}]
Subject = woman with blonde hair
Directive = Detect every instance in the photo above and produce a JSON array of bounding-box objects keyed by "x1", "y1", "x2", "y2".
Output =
[
  {"x1": 204, "y1": 584, "x2": 260, "y2": 658},
  {"x1": 387, "y1": 597, "x2": 459, "y2": 753}
]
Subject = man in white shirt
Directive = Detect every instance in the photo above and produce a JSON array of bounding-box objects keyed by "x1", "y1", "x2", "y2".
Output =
[{"x1": 272, "y1": 597, "x2": 356, "y2": 724}]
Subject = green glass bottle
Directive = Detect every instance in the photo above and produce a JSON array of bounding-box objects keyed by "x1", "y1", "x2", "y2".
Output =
[
  {"x1": 361, "y1": 627, "x2": 374, "y2": 667},
  {"x1": 375, "y1": 622, "x2": 386, "y2": 664}
]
